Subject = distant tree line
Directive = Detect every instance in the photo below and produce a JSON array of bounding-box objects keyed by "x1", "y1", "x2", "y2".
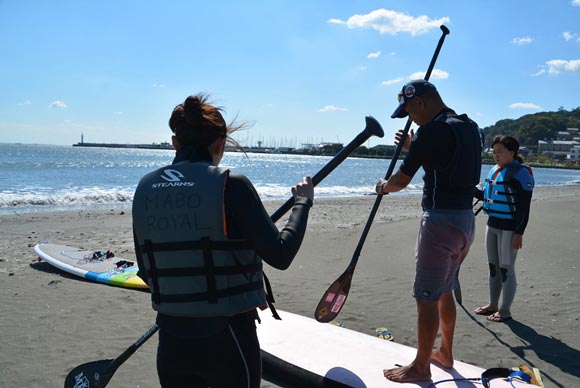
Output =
[
  {"x1": 299, "y1": 143, "x2": 397, "y2": 158},
  {"x1": 481, "y1": 106, "x2": 580, "y2": 148}
]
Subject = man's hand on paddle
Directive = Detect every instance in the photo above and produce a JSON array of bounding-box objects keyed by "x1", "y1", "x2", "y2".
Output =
[
  {"x1": 394, "y1": 128, "x2": 414, "y2": 152},
  {"x1": 292, "y1": 176, "x2": 314, "y2": 202}
]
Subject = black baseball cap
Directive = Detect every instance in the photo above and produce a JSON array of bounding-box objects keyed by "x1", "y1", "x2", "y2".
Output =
[{"x1": 391, "y1": 80, "x2": 437, "y2": 118}]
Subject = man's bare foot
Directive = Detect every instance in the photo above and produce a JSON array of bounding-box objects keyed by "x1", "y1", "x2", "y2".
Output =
[
  {"x1": 383, "y1": 362, "x2": 431, "y2": 382},
  {"x1": 431, "y1": 349, "x2": 453, "y2": 369}
]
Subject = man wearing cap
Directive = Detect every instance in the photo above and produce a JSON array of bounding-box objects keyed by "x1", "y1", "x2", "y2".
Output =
[{"x1": 375, "y1": 80, "x2": 483, "y2": 382}]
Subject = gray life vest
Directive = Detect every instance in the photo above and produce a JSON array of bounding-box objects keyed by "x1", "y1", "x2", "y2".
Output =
[{"x1": 132, "y1": 161, "x2": 267, "y2": 317}]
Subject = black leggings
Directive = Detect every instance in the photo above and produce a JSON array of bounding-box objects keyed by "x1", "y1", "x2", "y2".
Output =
[{"x1": 157, "y1": 314, "x2": 261, "y2": 388}]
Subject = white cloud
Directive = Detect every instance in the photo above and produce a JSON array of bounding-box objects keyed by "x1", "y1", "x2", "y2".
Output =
[
  {"x1": 367, "y1": 51, "x2": 381, "y2": 59},
  {"x1": 563, "y1": 32, "x2": 575, "y2": 41},
  {"x1": 318, "y1": 105, "x2": 348, "y2": 112},
  {"x1": 509, "y1": 102, "x2": 542, "y2": 110},
  {"x1": 408, "y1": 68, "x2": 449, "y2": 80},
  {"x1": 358, "y1": 65, "x2": 368, "y2": 71},
  {"x1": 49, "y1": 100, "x2": 68, "y2": 109},
  {"x1": 152, "y1": 83, "x2": 166, "y2": 88},
  {"x1": 572, "y1": 0, "x2": 580, "y2": 6},
  {"x1": 381, "y1": 77, "x2": 405, "y2": 86},
  {"x1": 546, "y1": 59, "x2": 580, "y2": 74},
  {"x1": 328, "y1": 9, "x2": 450, "y2": 36},
  {"x1": 531, "y1": 68, "x2": 546, "y2": 77},
  {"x1": 512, "y1": 36, "x2": 533, "y2": 45},
  {"x1": 113, "y1": 111, "x2": 124, "y2": 116},
  {"x1": 18, "y1": 100, "x2": 32, "y2": 106}
]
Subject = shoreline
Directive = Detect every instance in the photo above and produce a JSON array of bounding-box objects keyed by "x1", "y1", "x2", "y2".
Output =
[
  {"x1": 1, "y1": 186, "x2": 579, "y2": 387},
  {"x1": 1, "y1": 183, "x2": 578, "y2": 217}
]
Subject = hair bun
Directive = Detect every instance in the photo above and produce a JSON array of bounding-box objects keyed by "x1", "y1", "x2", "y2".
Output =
[{"x1": 183, "y1": 95, "x2": 203, "y2": 124}]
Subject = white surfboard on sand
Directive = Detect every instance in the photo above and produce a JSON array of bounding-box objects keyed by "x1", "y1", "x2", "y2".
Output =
[
  {"x1": 34, "y1": 242, "x2": 147, "y2": 289},
  {"x1": 257, "y1": 310, "x2": 534, "y2": 387}
]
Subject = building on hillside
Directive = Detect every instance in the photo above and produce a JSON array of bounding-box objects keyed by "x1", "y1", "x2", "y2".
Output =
[
  {"x1": 537, "y1": 139, "x2": 580, "y2": 158},
  {"x1": 567, "y1": 128, "x2": 580, "y2": 141},
  {"x1": 556, "y1": 128, "x2": 579, "y2": 140},
  {"x1": 568, "y1": 145, "x2": 580, "y2": 161}
]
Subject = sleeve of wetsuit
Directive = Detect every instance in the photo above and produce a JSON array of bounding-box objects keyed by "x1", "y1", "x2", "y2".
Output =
[
  {"x1": 224, "y1": 172, "x2": 312, "y2": 270},
  {"x1": 513, "y1": 169, "x2": 534, "y2": 235}
]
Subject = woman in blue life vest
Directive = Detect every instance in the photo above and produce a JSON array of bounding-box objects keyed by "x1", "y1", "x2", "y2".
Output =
[
  {"x1": 474, "y1": 135, "x2": 534, "y2": 323},
  {"x1": 132, "y1": 94, "x2": 314, "y2": 388}
]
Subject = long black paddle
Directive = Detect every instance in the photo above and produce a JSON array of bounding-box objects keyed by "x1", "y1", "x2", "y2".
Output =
[
  {"x1": 64, "y1": 116, "x2": 384, "y2": 388},
  {"x1": 270, "y1": 115, "x2": 384, "y2": 222},
  {"x1": 315, "y1": 25, "x2": 451, "y2": 323},
  {"x1": 64, "y1": 323, "x2": 159, "y2": 388}
]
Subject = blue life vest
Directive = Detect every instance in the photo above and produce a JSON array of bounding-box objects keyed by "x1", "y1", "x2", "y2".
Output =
[
  {"x1": 483, "y1": 162, "x2": 534, "y2": 220},
  {"x1": 132, "y1": 161, "x2": 267, "y2": 317}
]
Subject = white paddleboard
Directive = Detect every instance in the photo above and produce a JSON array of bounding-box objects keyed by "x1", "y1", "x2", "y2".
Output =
[
  {"x1": 34, "y1": 242, "x2": 148, "y2": 289},
  {"x1": 257, "y1": 310, "x2": 534, "y2": 387}
]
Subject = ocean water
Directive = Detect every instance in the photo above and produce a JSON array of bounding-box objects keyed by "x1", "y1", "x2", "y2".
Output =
[{"x1": 1, "y1": 143, "x2": 579, "y2": 214}]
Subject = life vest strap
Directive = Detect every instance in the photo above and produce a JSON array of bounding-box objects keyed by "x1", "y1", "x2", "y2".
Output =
[
  {"x1": 157, "y1": 280, "x2": 264, "y2": 303},
  {"x1": 485, "y1": 198, "x2": 517, "y2": 206},
  {"x1": 144, "y1": 239, "x2": 162, "y2": 305},
  {"x1": 263, "y1": 273, "x2": 281, "y2": 320},
  {"x1": 142, "y1": 262, "x2": 263, "y2": 278},
  {"x1": 484, "y1": 208, "x2": 515, "y2": 216},
  {"x1": 141, "y1": 239, "x2": 252, "y2": 252}
]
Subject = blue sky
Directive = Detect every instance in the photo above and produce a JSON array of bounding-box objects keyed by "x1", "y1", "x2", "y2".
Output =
[{"x1": 1, "y1": 1, "x2": 579, "y2": 147}]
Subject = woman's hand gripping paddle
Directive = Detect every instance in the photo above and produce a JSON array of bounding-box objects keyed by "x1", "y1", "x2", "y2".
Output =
[
  {"x1": 63, "y1": 116, "x2": 384, "y2": 388},
  {"x1": 315, "y1": 25, "x2": 451, "y2": 323}
]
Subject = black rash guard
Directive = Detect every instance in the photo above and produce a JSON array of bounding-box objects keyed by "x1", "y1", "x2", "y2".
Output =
[
  {"x1": 400, "y1": 108, "x2": 481, "y2": 210},
  {"x1": 136, "y1": 146, "x2": 312, "y2": 337}
]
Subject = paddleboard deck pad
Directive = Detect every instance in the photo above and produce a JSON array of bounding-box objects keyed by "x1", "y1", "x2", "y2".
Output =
[
  {"x1": 34, "y1": 242, "x2": 148, "y2": 289},
  {"x1": 258, "y1": 310, "x2": 535, "y2": 387}
]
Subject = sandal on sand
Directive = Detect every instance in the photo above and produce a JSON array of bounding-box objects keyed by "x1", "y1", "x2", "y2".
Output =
[
  {"x1": 487, "y1": 312, "x2": 512, "y2": 323},
  {"x1": 474, "y1": 306, "x2": 497, "y2": 316}
]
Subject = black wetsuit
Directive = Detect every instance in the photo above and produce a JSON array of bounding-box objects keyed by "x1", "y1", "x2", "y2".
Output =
[{"x1": 134, "y1": 146, "x2": 312, "y2": 388}]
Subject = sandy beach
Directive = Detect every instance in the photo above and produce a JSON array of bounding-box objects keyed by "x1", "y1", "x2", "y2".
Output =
[{"x1": 1, "y1": 186, "x2": 579, "y2": 388}]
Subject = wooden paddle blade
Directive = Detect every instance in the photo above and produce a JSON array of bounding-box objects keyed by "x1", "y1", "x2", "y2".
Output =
[
  {"x1": 314, "y1": 270, "x2": 353, "y2": 323},
  {"x1": 64, "y1": 359, "x2": 114, "y2": 388}
]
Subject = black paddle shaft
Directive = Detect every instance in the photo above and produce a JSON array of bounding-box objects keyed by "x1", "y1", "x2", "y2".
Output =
[
  {"x1": 348, "y1": 25, "x2": 450, "y2": 270},
  {"x1": 351, "y1": 25, "x2": 449, "y2": 266},
  {"x1": 270, "y1": 115, "x2": 384, "y2": 223},
  {"x1": 63, "y1": 324, "x2": 159, "y2": 388},
  {"x1": 315, "y1": 25, "x2": 450, "y2": 323}
]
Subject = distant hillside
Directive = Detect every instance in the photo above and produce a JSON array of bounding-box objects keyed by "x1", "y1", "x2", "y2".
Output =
[{"x1": 482, "y1": 107, "x2": 580, "y2": 147}]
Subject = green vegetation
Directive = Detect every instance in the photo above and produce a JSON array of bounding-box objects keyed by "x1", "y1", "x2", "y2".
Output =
[
  {"x1": 482, "y1": 154, "x2": 579, "y2": 169},
  {"x1": 481, "y1": 106, "x2": 580, "y2": 169},
  {"x1": 481, "y1": 106, "x2": 580, "y2": 147}
]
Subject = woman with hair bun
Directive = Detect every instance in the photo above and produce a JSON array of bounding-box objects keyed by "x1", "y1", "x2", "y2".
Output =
[
  {"x1": 474, "y1": 135, "x2": 534, "y2": 323},
  {"x1": 132, "y1": 94, "x2": 314, "y2": 387}
]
